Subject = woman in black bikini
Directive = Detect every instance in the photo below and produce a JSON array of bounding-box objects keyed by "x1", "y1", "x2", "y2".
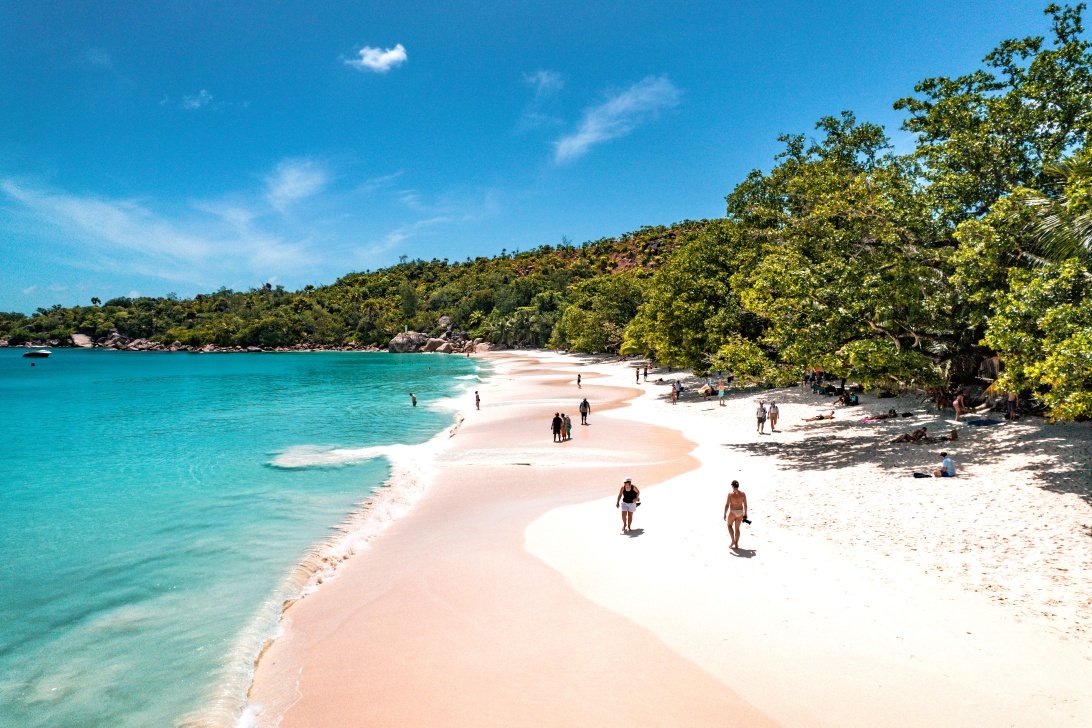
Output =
[{"x1": 615, "y1": 478, "x2": 640, "y2": 533}]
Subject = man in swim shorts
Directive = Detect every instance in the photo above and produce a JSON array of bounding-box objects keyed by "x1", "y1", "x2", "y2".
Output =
[{"x1": 723, "y1": 480, "x2": 748, "y2": 548}]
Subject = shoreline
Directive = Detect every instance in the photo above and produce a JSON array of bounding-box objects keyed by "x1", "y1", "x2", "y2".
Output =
[
  {"x1": 180, "y1": 364, "x2": 486, "y2": 728},
  {"x1": 244, "y1": 350, "x2": 1092, "y2": 727}
]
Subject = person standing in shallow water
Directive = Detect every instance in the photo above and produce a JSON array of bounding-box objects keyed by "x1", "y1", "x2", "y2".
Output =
[
  {"x1": 723, "y1": 480, "x2": 748, "y2": 548},
  {"x1": 578, "y1": 397, "x2": 590, "y2": 425},
  {"x1": 475, "y1": 390, "x2": 480, "y2": 410},
  {"x1": 410, "y1": 393, "x2": 417, "y2": 407},
  {"x1": 616, "y1": 477, "x2": 640, "y2": 533},
  {"x1": 551, "y1": 412, "x2": 563, "y2": 442},
  {"x1": 563, "y1": 413, "x2": 573, "y2": 441}
]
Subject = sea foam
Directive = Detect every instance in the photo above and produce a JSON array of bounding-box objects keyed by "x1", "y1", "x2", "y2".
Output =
[{"x1": 188, "y1": 415, "x2": 466, "y2": 728}]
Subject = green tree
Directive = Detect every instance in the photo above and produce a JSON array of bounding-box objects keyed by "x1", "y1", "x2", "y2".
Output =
[
  {"x1": 554, "y1": 271, "x2": 646, "y2": 353},
  {"x1": 895, "y1": 3, "x2": 1092, "y2": 225},
  {"x1": 984, "y1": 259, "x2": 1092, "y2": 419},
  {"x1": 623, "y1": 221, "x2": 749, "y2": 372},
  {"x1": 724, "y1": 114, "x2": 949, "y2": 387}
]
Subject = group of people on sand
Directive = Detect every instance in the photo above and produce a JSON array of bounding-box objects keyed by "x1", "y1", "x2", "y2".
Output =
[
  {"x1": 755, "y1": 401, "x2": 780, "y2": 433},
  {"x1": 615, "y1": 476, "x2": 751, "y2": 549},
  {"x1": 551, "y1": 398, "x2": 592, "y2": 441},
  {"x1": 550, "y1": 412, "x2": 573, "y2": 442}
]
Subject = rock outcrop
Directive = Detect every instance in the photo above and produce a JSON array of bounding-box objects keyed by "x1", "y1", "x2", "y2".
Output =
[
  {"x1": 388, "y1": 331, "x2": 431, "y2": 353},
  {"x1": 70, "y1": 333, "x2": 94, "y2": 348},
  {"x1": 422, "y1": 337, "x2": 446, "y2": 352}
]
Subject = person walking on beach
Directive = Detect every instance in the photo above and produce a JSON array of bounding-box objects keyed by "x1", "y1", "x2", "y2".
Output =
[
  {"x1": 579, "y1": 397, "x2": 590, "y2": 425},
  {"x1": 577, "y1": 373, "x2": 582, "y2": 388},
  {"x1": 643, "y1": 364, "x2": 648, "y2": 381},
  {"x1": 952, "y1": 391, "x2": 965, "y2": 421},
  {"x1": 475, "y1": 390, "x2": 480, "y2": 410},
  {"x1": 768, "y1": 401, "x2": 779, "y2": 432},
  {"x1": 717, "y1": 379, "x2": 726, "y2": 406},
  {"x1": 756, "y1": 401, "x2": 767, "y2": 433},
  {"x1": 723, "y1": 480, "x2": 748, "y2": 548},
  {"x1": 410, "y1": 392, "x2": 417, "y2": 407},
  {"x1": 551, "y1": 412, "x2": 563, "y2": 443},
  {"x1": 563, "y1": 413, "x2": 573, "y2": 441},
  {"x1": 670, "y1": 380, "x2": 679, "y2": 405},
  {"x1": 636, "y1": 367, "x2": 640, "y2": 383},
  {"x1": 1006, "y1": 391, "x2": 1018, "y2": 419},
  {"x1": 616, "y1": 477, "x2": 640, "y2": 533}
]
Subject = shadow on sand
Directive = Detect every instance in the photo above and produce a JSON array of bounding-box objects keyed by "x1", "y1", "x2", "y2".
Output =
[
  {"x1": 623, "y1": 528, "x2": 645, "y2": 538},
  {"x1": 722, "y1": 411, "x2": 1091, "y2": 511},
  {"x1": 729, "y1": 547, "x2": 756, "y2": 558}
]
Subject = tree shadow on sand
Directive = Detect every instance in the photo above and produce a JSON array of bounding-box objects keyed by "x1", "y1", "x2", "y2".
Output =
[
  {"x1": 979, "y1": 420, "x2": 1092, "y2": 508},
  {"x1": 723, "y1": 416, "x2": 1092, "y2": 510}
]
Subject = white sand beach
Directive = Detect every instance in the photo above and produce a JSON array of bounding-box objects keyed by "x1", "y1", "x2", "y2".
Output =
[{"x1": 247, "y1": 350, "x2": 1092, "y2": 727}]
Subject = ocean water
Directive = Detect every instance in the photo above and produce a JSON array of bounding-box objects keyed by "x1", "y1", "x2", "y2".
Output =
[{"x1": 0, "y1": 349, "x2": 480, "y2": 728}]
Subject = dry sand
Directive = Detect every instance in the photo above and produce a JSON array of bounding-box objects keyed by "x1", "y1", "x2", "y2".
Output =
[{"x1": 247, "y1": 350, "x2": 1092, "y2": 727}]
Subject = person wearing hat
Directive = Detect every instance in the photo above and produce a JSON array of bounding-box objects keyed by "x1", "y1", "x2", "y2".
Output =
[{"x1": 615, "y1": 477, "x2": 641, "y2": 533}]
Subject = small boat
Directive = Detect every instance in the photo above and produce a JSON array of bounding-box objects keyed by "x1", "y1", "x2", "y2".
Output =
[{"x1": 22, "y1": 349, "x2": 51, "y2": 358}]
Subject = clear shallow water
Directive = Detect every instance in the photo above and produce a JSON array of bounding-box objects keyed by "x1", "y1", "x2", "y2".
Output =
[{"x1": 0, "y1": 349, "x2": 478, "y2": 727}]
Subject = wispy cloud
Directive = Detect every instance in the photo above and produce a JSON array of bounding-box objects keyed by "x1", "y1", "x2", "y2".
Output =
[
  {"x1": 1, "y1": 162, "x2": 498, "y2": 302},
  {"x1": 526, "y1": 70, "x2": 564, "y2": 96},
  {"x1": 265, "y1": 159, "x2": 329, "y2": 212},
  {"x1": 0, "y1": 176, "x2": 313, "y2": 288},
  {"x1": 345, "y1": 43, "x2": 408, "y2": 73},
  {"x1": 85, "y1": 48, "x2": 115, "y2": 70},
  {"x1": 519, "y1": 69, "x2": 565, "y2": 131},
  {"x1": 554, "y1": 75, "x2": 681, "y2": 163},
  {"x1": 181, "y1": 89, "x2": 213, "y2": 110}
]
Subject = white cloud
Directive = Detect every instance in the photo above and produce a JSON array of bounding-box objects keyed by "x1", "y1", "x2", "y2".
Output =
[
  {"x1": 181, "y1": 89, "x2": 213, "y2": 110},
  {"x1": 265, "y1": 159, "x2": 328, "y2": 211},
  {"x1": 518, "y1": 70, "x2": 565, "y2": 131},
  {"x1": 525, "y1": 69, "x2": 564, "y2": 96},
  {"x1": 0, "y1": 176, "x2": 313, "y2": 289},
  {"x1": 554, "y1": 75, "x2": 681, "y2": 163},
  {"x1": 345, "y1": 43, "x2": 407, "y2": 73},
  {"x1": 86, "y1": 48, "x2": 115, "y2": 70}
]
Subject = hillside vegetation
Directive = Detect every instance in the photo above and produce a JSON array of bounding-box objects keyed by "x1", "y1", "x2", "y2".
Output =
[{"x1": 3, "y1": 4, "x2": 1091, "y2": 419}]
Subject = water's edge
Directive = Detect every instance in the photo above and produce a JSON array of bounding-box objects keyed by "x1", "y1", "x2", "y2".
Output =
[{"x1": 180, "y1": 362, "x2": 487, "y2": 728}]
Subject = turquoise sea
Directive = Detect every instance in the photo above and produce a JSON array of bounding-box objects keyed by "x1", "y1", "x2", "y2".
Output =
[{"x1": 0, "y1": 349, "x2": 479, "y2": 727}]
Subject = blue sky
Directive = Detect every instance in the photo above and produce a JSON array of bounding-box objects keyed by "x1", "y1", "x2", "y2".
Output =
[{"x1": 0, "y1": 1, "x2": 1052, "y2": 312}]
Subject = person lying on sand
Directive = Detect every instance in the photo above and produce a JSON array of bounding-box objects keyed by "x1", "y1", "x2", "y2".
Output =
[
  {"x1": 802, "y1": 411, "x2": 835, "y2": 421},
  {"x1": 923, "y1": 429, "x2": 958, "y2": 443},
  {"x1": 862, "y1": 408, "x2": 899, "y2": 422},
  {"x1": 890, "y1": 427, "x2": 928, "y2": 443}
]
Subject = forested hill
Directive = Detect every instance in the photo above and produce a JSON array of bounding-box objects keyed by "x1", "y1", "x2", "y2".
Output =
[
  {"x1": 4, "y1": 4, "x2": 1091, "y2": 420},
  {"x1": 0, "y1": 221, "x2": 703, "y2": 353}
]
